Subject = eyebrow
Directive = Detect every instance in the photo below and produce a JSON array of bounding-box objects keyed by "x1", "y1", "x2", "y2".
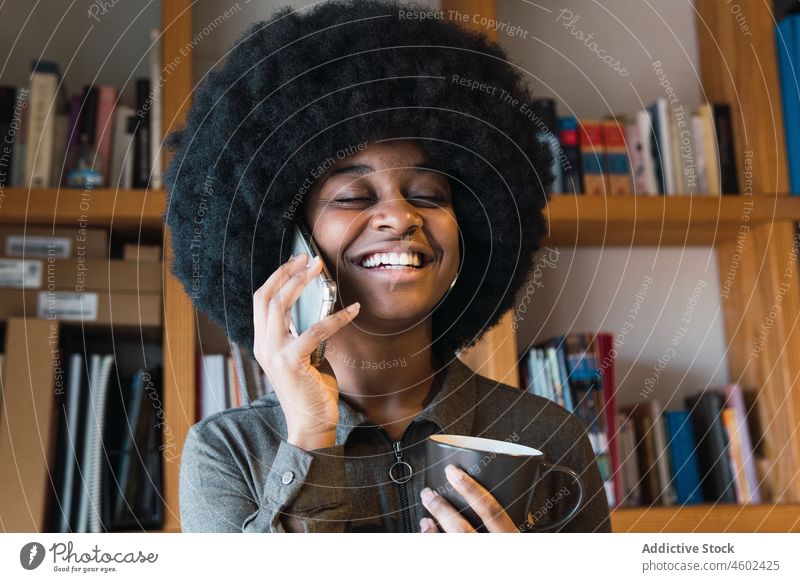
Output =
[{"x1": 319, "y1": 160, "x2": 447, "y2": 185}]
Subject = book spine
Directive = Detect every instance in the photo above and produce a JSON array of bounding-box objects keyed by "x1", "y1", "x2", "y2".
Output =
[
  {"x1": 603, "y1": 120, "x2": 631, "y2": 195},
  {"x1": 94, "y1": 86, "x2": 118, "y2": 187},
  {"x1": 713, "y1": 103, "x2": 739, "y2": 194},
  {"x1": 558, "y1": 117, "x2": 582, "y2": 194},
  {"x1": 132, "y1": 79, "x2": 151, "y2": 189},
  {"x1": 26, "y1": 64, "x2": 59, "y2": 187},
  {"x1": 579, "y1": 120, "x2": 606, "y2": 195},
  {"x1": 149, "y1": 29, "x2": 163, "y2": 190}
]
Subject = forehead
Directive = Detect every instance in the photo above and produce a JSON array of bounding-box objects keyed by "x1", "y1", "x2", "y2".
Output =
[{"x1": 336, "y1": 140, "x2": 433, "y2": 168}]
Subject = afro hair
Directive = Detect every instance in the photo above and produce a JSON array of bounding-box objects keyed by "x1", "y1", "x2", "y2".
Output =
[{"x1": 163, "y1": 0, "x2": 554, "y2": 362}]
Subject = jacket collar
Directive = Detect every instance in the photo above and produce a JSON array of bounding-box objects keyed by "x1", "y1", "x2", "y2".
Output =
[{"x1": 332, "y1": 355, "x2": 479, "y2": 445}]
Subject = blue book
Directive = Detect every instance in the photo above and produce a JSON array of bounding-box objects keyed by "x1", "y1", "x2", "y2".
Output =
[
  {"x1": 664, "y1": 411, "x2": 704, "y2": 504},
  {"x1": 776, "y1": 15, "x2": 800, "y2": 194}
]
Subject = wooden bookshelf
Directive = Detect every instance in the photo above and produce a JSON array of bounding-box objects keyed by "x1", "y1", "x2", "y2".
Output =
[
  {"x1": 452, "y1": 0, "x2": 800, "y2": 533},
  {"x1": 0, "y1": 187, "x2": 165, "y2": 229},
  {"x1": 611, "y1": 504, "x2": 800, "y2": 533},
  {"x1": 9, "y1": 0, "x2": 795, "y2": 533},
  {"x1": 544, "y1": 194, "x2": 800, "y2": 246}
]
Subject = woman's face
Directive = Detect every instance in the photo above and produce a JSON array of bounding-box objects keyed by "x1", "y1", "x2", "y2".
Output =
[{"x1": 302, "y1": 140, "x2": 459, "y2": 329}]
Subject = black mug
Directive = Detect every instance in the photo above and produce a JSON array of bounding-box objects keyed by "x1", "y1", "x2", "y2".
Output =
[{"x1": 424, "y1": 434, "x2": 584, "y2": 532}]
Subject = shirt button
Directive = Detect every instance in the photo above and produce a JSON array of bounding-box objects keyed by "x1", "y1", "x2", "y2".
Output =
[{"x1": 281, "y1": 470, "x2": 294, "y2": 484}]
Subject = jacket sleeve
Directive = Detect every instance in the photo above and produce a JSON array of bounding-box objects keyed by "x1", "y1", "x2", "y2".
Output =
[
  {"x1": 523, "y1": 402, "x2": 613, "y2": 533},
  {"x1": 179, "y1": 422, "x2": 353, "y2": 532}
]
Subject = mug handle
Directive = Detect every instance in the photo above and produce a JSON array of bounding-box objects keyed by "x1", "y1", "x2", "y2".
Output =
[{"x1": 526, "y1": 461, "x2": 584, "y2": 532}]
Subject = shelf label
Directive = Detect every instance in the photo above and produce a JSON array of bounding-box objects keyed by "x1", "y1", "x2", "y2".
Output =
[
  {"x1": 0, "y1": 258, "x2": 43, "y2": 288},
  {"x1": 6, "y1": 235, "x2": 72, "y2": 258},
  {"x1": 37, "y1": 291, "x2": 99, "y2": 321}
]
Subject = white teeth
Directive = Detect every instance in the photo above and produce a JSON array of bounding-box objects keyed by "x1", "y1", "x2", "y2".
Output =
[{"x1": 360, "y1": 251, "x2": 425, "y2": 268}]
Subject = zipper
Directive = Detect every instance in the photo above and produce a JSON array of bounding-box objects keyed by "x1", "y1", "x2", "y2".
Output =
[{"x1": 376, "y1": 422, "x2": 415, "y2": 533}]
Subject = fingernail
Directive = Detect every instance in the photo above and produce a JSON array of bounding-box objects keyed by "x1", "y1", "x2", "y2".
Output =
[
  {"x1": 446, "y1": 464, "x2": 464, "y2": 481},
  {"x1": 420, "y1": 517, "x2": 435, "y2": 531},
  {"x1": 345, "y1": 302, "x2": 360, "y2": 314},
  {"x1": 291, "y1": 253, "x2": 305, "y2": 262},
  {"x1": 421, "y1": 487, "x2": 435, "y2": 503}
]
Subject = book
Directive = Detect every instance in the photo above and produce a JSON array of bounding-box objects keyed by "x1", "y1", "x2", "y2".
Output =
[
  {"x1": 532, "y1": 98, "x2": 562, "y2": 193},
  {"x1": 76, "y1": 353, "x2": 114, "y2": 532},
  {"x1": 697, "y1": 103, "x2": 722, "y2": 195},
  {"x1": 558, "y1": 117, "x2": 582, "y2": 194},
  {"x1": 109, "y1": 105, "x2": 135, "y2": 189},
  {"x1": 53, "y1": 353, "x2": 86, "y2": 532},
  {"x1": 148, "y1": 28, "x2": 163, "y2": 190},
  {"x1": 712, "y1": 103, "x2": 739, "y2": 194},
  {"x1": 720, "y1": 383, "x2": 761, "y2": 503},
  {"x1": 776, "y1": 14, "x2": 800, "y2": 194},
  {"x1": 664, "y1": 411, "x2": 703, "y2": 504},
  {"x1": 578, "y1": 120, "x2": 607, "y2": 195},
  {"x1": 94, "y1": 86, "x2": 118, "y2": 186},
  {"x1": 625, "y1": 111, "x2": 659, "y2": 195},
  {"x1": 25, "y1": 61, "x2": 67, "y2": 187},
  {"x1": 0, "y1": 86, "x2": 18, "y2": 187},
  {"x1": 132, "y1": 78, "x2": 151, "y2": 189},
  {"x1": 648, "y1": 98, "x2": 676, "y2": 195},
  {"x1": 603, "y1": 119, "x2": 632, "y2": 195},
  {"x1": 685, "y1": 390, "x2": 738, "y2": 503},
  {"x1": 616, "y1": 412, "x2": 641, "y2": 506}
]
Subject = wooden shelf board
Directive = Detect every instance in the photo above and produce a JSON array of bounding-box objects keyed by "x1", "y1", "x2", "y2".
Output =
[
  {"x1": 544, "y1": 194, "x2": 800, "y2": 246},
  {"x1": 611, "y1": 503, "x2": 800, "y2": 532},
  {"x1": 4, "y1": 189, "x2": 799, "y2": 247},
  {"x1": 0, "y1": 187, "x2": 166, "y2": 229}
]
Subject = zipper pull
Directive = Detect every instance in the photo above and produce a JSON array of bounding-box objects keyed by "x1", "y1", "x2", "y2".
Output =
[{"x1": 389, "y1": 441, "x2": 413, "y2": 484}]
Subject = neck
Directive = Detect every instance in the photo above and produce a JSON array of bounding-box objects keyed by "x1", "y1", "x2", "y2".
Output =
[{"x1": 318, "y1": 320, "x2": 445, "y2": 434}]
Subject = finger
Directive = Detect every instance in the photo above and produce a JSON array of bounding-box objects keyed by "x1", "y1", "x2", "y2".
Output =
[
  {"x1": 269, "y1": 255, "x2": 325, "y2": 332},
  {"x1": 444, "y1": 464, "x2": 519, "y2": 533},
  {"x1": 253, "y1": 254, "x2": 309, "y2": 343},
  {"x1": 292, "y1": 302, "x2": 361, "y2": 358},
  {"x1": 420, "y1": 487, "x2": 475, "y2": 533},
  {"x1": 420, "y1": 517, "x2": 440, "y2": 533}
]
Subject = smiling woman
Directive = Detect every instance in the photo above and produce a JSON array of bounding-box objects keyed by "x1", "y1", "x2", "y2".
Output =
[{"x1": 164, "y1": 0, "x2": 611, "y2": 533}]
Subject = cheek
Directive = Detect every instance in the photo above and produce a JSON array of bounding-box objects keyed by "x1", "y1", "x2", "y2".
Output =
[
  {"x1": 429, "y1": 211, "x2": 460, "y2": 260},
  {"x1": 309, "y1": 213, "x2": 356, "y2": 267}
]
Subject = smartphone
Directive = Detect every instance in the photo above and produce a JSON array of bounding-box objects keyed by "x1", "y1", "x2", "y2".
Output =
[{"x1": 288, "y1": 222, "x2": 337, "y2": 366}]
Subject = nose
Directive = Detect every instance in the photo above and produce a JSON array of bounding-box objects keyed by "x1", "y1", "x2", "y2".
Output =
[{"x1": 368, "y1": 194, "x2": 424, "y2": 235}]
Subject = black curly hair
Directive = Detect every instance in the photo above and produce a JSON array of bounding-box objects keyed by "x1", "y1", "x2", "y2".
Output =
[{"x1": 163, "y1": 0, "x2": 553, "y2": 362}]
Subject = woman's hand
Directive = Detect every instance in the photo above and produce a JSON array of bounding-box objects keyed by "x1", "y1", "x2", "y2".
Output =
[
  {"x1": 419, "y1": 464, "x2": 522, "y2": 533},
  {"x1": 252, "y1": 253, "x2": 361, "y2": 451}
]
